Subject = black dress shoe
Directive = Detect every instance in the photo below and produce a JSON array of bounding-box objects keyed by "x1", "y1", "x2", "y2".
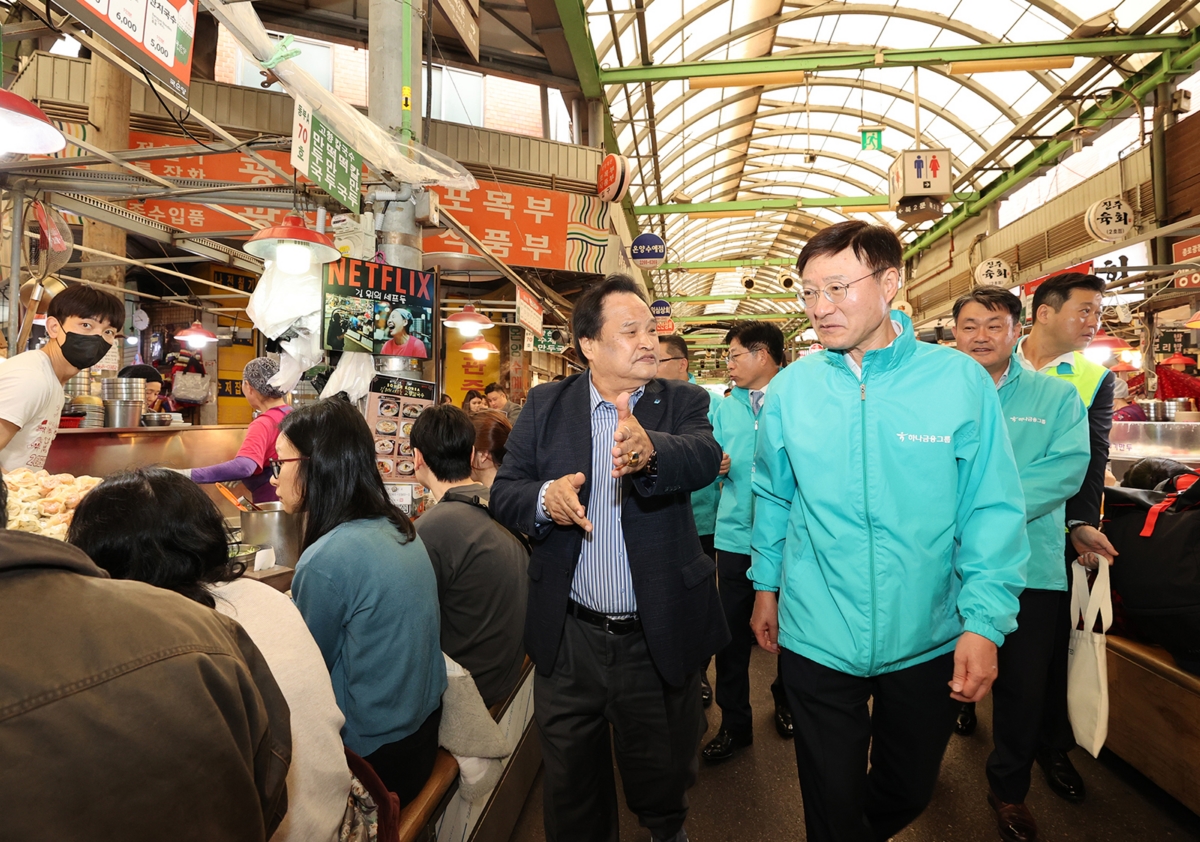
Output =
[
  {"x1": 1035, "y1": 747, "x2": 1086, "y2": 803},
  {"x1": 700, "y1": 675, "x2": 713, "y2": 709},
  {"x1": 956, "y1": 702, "x2": 977, "y2": 737},
  {"x1": 702, "y1": 729, "x2": 752, "y2": 763},
  {"x1": 774, "y1": 703, "x2": 794, "y2": 739},
  {"x1": 988, "y1": 791, "x2": 1038, "y2": 842}
]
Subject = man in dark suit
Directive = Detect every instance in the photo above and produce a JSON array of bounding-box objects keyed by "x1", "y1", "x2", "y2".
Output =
[{"x1": 491, "y1": 274, "x2": 727, "y2": 842}]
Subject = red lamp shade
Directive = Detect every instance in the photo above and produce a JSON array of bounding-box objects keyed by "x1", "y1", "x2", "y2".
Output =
[
  {"x1": 1108, "y1": 361, "x2": 1138, "y2": 372},
  {"x1": 0, "y1": 90, "x2": 66, "y2": 154},
  {"x1": 442, "y1": 304, "x2": 494, "y2": 334},
  {"x1": 1162, "y1": 352, "x2": 1197, "y2": 366},
  {"x1": 1186, "y1": 311, "x2": 1200, "y2": 329},
  {"x1": 460, "y1": 336, "x2": 499, "y2": 360},
  {"x1": 1088, "y1": 330, "x2": 1133, "y2": 352},
  {"x1": 175, "y1": 321, "x2": 218, "y2": 348},
  {"x1": 244, "y1": 214, "x2": 340, "y2": 266}
]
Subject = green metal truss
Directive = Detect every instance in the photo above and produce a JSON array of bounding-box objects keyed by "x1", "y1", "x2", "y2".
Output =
[
  {"x1": 598, "y1": 33, "x2": 1194, "y2": 86},
  {"x1": 660, "y1": 258, "x2": 795, "y2": 270},
  {"x1": 635, "y1": 195, "x2": 893, "y2": 215}
]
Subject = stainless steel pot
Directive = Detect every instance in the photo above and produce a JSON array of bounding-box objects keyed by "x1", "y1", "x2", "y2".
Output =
[
  {"x1": 1137, "y1": 399, "x2": 1166, "y2": 421},
  {"x1": 240, "y1": 503, "x2": 305, "y2": 568}
]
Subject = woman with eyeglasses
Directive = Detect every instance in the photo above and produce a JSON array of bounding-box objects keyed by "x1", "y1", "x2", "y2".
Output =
[{"x1": 272, "y1": 397, "x2": 446, "y2": 803}]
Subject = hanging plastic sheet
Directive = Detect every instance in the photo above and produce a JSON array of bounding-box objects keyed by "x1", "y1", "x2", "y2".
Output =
[{"x1": 201, "y1": 0, "x2": 478, "y2": 191}]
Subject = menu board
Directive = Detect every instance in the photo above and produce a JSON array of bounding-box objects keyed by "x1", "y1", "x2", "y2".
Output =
[
  {"x1": 367, "y1": 374, "x2": 434, "y2": 515},
  {"x1": 59, "y1": 0, "x2": 196, "y2": 99},
  {"x1": 323, "y1": 258, "x2": 435, "y2": 359}
]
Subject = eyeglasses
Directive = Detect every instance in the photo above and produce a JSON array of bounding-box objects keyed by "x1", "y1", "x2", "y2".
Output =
[
  {"x1": 797, "y1": 269, "x2": 882, "y2": 309},
  {"x1": 657, "y1": 356, "x2": 686, "y2": 365},
  {"x1": 268, "y1": 457, "x2": 308, "y2": 479},
  {"x1": 723, "y1": 349, "x2": 757, "y2": 365}
]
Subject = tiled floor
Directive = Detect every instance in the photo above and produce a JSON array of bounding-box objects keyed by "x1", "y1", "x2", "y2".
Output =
[{"x1": 509, "y1": 646, "x2": 1200, "y2": 841}]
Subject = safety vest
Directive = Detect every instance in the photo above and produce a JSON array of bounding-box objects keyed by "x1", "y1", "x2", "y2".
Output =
[{"x1": 1045, "y1": 351, "x2": 1108, "y2": 410}]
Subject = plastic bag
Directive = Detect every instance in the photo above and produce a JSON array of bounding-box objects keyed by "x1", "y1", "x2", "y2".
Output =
[
  {"x1": 1067, "y1": 560, "x2": 1113, "y2": 758},
  {"x1": 270, "y1": 313, "x2": 324, "y2": 394},
  {"x1": 246, "y1": 260, "x2": 322, "y2": 340},
  {"x1": 320, "y1": 351, "x2": 376, "y2": 403}
]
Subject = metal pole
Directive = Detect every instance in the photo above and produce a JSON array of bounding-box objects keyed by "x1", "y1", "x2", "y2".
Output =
[
  {"x1": 912, "y1": 66, "x2": 921, "y2": 149},
  {"x1": 7, "y1": 192, "x2": 23, "y2": 353},
  {"x1": 1152, "y1": 81, "x2": 1170, "y2": 265}
]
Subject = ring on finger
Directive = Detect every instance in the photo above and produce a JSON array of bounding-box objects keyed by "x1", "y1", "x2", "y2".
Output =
[{"x1": 628, "y1": 451, "x2": 641, "y2": 467}]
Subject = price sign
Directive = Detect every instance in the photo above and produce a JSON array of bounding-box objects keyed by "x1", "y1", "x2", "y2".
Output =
[{"x1": 291, "y1": 96, "x2": 364, "y2": 212}]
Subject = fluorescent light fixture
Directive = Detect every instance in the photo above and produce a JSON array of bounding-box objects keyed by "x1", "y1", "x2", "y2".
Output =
[
  {"x1": 838, "y1": 204, "x2": 892, "y2": 213},
  {"x1": 688, "y1": 70, "x2": 805, "y2": 90},
  {"x1": 947, "y1": 56, "x2": 1075, "y2": 75}
]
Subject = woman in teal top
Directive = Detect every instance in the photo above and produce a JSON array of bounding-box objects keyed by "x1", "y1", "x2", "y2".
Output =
[{"x1": 273, "y1": 397, "x2": 446, "y2": 804}]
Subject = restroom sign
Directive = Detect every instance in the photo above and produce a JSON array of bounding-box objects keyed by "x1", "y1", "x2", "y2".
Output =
[{"x1": 888, "y1": 148, "x2": 952, "y2": 204}]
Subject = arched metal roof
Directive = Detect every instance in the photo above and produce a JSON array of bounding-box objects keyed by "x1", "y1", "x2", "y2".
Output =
[{"x1": 581, "y1": 0, "x2": 1195, "y2": 317}]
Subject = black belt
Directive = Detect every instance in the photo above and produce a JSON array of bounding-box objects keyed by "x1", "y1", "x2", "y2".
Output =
[{"x1": 567, "y1": 599, "x2": 642, "y2": 635}]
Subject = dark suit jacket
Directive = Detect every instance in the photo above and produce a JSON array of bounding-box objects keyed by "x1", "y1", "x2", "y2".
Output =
[{"x1": 490, "y1": 373, "x2": 729, "y2": 687}]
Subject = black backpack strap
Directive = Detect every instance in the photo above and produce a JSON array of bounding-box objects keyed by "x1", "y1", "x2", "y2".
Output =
[{"x1": 440, "y1": 490, "x2": 533, "y2": 555}]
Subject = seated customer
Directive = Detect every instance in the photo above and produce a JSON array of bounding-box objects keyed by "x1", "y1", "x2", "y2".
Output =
[
  {"x1": 68, "y1": 468, "x2": 351, "y2": 842},
  {"x1": 412, "y1": 405, "x2": 529, "y2": 707},
  {"x1": 274, "y1": 397, "x2": 446, "y2": 804},
  {"x1": 469, "y1": 408, "x2": 512, "y2": 489},
  {"x1": 0, "y1": 479, "x2": 291, "y2": 841}
]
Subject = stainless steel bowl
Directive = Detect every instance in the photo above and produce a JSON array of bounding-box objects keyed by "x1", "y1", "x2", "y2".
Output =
[{"x1": 141, "y1": 413, "x2": 173, "y2": 427}]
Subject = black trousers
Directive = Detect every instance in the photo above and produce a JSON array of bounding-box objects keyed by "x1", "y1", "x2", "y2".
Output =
[
  {"x1": 363, "y1": 703, "x2": 443, "y2": 806},
  {"x1": 699, "y1": 533, "x2": 715, "y2": 679},
  {"x1": 987, "y1": 588, "x2": 1064, "y2": 802},
  {"x1": 781, "y1": 649, "x2": 958, "y2": 842},
  {"x1": 535, "y1": 613, "x2": 704, "y2": 842},
  {"x1": 713, "y1": 551, "x2": 785, "y2": 737},
  {"x1": 1039, "y1": 563, "x2": 1078, "y2": 753}
]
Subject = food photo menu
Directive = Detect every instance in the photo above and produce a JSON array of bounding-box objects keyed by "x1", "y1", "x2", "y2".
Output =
[{"x1": 365, "y1": 373, "x2": 435, "y2": 516}]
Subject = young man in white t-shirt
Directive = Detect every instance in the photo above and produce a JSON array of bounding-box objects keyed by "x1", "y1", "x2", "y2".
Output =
[{"x1": 0, "y1": 285, "x2": 125, "y2": 472}]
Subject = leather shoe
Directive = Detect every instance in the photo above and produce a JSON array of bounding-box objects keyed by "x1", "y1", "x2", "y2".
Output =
[
  {"x1": 702, "y1": 729, "x2": 752, "y2": 763},
  {"x1": 1036, "y1": 747, "x2": 1086, "y2": 803},
  {"x1": 988, "y1": 791, "x2": 1038, "y2": 842},
  {"x1": 700, "y1": 675, "x2": 713, "y2": 709},
  {"x1": 774, "y1": 703, "x2": 794, "y2": 739},
  {"x1": 955, "y1": 702, "x2": 977, "y2": 737}
]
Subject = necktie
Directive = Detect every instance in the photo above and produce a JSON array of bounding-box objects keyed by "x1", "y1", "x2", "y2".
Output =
[{"x1": 751, "y1": 390, "x2": 764, "y2": 416}]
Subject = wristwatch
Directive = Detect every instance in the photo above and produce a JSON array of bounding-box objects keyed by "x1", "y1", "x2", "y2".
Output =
[
  {"x1": 643, "y1": 451, "x2": 658, "y2": 477},
  {"x1": 1066, "y1": 520, "x2": 1092, "y2": 531}
]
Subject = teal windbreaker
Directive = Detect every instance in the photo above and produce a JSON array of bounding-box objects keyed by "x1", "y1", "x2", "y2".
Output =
[
  {"x1": 997, "y1": 356, "x2": 1090, "y2": 592},
  {"x1": 750, "y1": 312, "x2": 1029, "y2": 677},
  {"x1": 712, "y1": 385, "x2": 761, "y2": 555},
  {"x1": 690, "y1": 389, "x2": 723, "y2": 536}
]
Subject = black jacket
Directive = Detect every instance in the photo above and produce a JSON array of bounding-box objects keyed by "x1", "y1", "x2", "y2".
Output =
[
  {"x1": 0, "y1": 530, "x2": 292, "y2": 840},
  {"x1": 490, "y1": 374, "x2": 728, "y2": 687}
]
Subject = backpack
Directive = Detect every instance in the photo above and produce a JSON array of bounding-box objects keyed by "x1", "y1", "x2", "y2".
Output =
[
  {"x1": 439, "y1": 490, "x2": 532, "y2": 556},
  {"x1": 1103, "y1": 473, "x2": 1200, "y2": 673}
]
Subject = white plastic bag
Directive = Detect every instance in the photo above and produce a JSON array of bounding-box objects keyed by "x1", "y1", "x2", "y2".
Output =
[
  {"x1": 320, "y1": 351, "x2": 375, "y2": 403},
  {"x1": 1067, "y1": 559, "x2": 1113, "y2": 758},
  {"x1": 246, "y1": 260, "x2": 322, "y2": 340}
]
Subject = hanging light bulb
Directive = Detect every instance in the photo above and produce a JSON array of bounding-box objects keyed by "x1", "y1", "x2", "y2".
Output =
[
  {"x1": 0, "y1": 90, "x2": 66, "y2": 154},
  {"x1": 275, "y1": 241, "x2": 313, "y2": 275},
  {"x1": 443, "y1": 303, "x2": 494, "y2": 337},
  {"x1": 460, "y1": 336, "x2": 499, "y2": 360},
  {"x1": 175, "y1": 321, "x2": 218, "y2": 349}
]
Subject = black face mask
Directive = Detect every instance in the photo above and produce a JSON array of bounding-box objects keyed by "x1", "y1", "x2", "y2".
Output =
[{"x1": 58, "y1": 331, "x2": 113, "y2": 370}]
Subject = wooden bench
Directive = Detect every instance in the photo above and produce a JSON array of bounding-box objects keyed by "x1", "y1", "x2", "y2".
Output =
[
  {"x1": 395, "y1": 659, "x2": 540, "y2": 842},
  {"x1": 1105, "y1": 634, "x2": 1200, "y2": 814}
]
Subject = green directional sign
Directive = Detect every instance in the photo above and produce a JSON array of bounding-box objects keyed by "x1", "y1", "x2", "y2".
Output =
[
  {"x1": 291, "y1": 96, "x2": 364, "y2": 212},
  {"x1": 861, "y1": 128, "x2": 883, "y2": 151}
]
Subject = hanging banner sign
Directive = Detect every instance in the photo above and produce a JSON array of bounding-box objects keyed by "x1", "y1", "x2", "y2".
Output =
[
  {"x1": 58, "y1": 0, "x2": 197, "y2": 100},
  {"x1": 1085, "y1": 197, "x2": 1133, "y2": 243},
  {"x1": 655, "y1": 318, "x2": 676, "y2": 335},
  {"x1": 291, "y1": 96, "x2": 364, "y2": 213},
  {"x1": 515, "y1": 286, "x2": 544, "y2": 335},
  {"x1": 432, "y1": 0, "x2": 480, "y2": 62},
  {"x1": 1172, "y1": 235, "x2": 1200, "y2": 289},
  {"x1": 322, "y1": 258, "x2": 435, "y2": 358},
  {"x1": 650, "y1": 298, "x2": 672, "y2": 318},
  {"x1": 974, "y1": 257, "x2": 1012, "y2": 288},
  {"x1": 597, "y1": 153, "x2": 631, "y2": 203},
  {"x1": 631, "y1": 232, "x2": 667, "y2": 269}
]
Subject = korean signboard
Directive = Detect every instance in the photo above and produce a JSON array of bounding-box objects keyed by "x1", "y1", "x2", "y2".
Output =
[
  {"x1": 516, "y1": 285, "x2": 544, "y2": 335},
  {"x1": 974, "y1": 257, "x2": 1012, "y2": 288},
  {"x1": 1173, "y1": 235, "x2": 1200, "y2": 289},
  {"x1": 446, "y1": 326, "x2": 501, "y2": 405},
  {"x1": 424, "y1": 179, "x2": 611, "y2": 273},
  {"x1": 1085, "y1": 197, "x2": 1133, "y2": 243},
  {"x1": 1154, "y1": 331, "x2": 1191, "y2": 356},
  {"x1": 322, "y1": 258, "x2": 435, "y2": 358},
  {"x1": 59, "y1": 0, "x2": 197, "y2": 99},
  {"x1": 291, "y1": 96, "x2": 364, "y2": 213},
  {"x1": 631, "y1": 233, "x2": 667, "y2": 269},
  {"x1": 533, "y1": 329, "x2": 567, "y2": 354}
]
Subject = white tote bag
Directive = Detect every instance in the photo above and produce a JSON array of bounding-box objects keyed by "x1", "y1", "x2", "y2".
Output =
[{"x1": 1066, "y1": 559, "x2": 1113, "y2": 758}]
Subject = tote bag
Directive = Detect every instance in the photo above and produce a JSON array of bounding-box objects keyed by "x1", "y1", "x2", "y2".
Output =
[{"x1": 1067, "y1": 559, "x2": 1113, "y2": 758}]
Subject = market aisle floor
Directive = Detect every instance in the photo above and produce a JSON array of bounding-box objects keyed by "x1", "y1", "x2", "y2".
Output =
[{"x1": 509, "y1": 645, "x2": 1200, "y2": 841}]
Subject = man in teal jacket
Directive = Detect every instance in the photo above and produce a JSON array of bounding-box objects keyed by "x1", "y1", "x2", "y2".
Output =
[
  {"x1": 749, "y1": 221, "x2": 1029, "y2": 842},
  {"x1": 952, "y1": 288, "x2": 1090, "y2": 842},
  {"x1": 658, "y1": 333, "x2": 722, "y2": 708},
  {"x1": 702, "y1": 320, "x2": 791, "y2": 764}
]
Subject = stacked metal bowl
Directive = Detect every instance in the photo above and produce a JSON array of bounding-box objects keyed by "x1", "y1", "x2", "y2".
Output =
[
  {"x1": 101, "y1": 377, "x2": 145, "y2": 428},
  {"x1": 64, "y1": 370, "x2": 92, "y2": 399},
  {"x1": 141, "y1": 412, "x2": 173, "y2": 427},
  {"x1": 69, "y1": 395, "x2": 106, "y2": 428}
]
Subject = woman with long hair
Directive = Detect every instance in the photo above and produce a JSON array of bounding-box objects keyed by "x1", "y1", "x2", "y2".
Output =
[
  {"x1": 67, "y1": 468, "x2": 351, "y2": 842},
  {"x1": 469, "y1": 409, "x2": 512, "y2": 489},
  {"x1": 273, "y1": 397, "x2": 446, "y2": 803},
  {"x1": 461, "y1": 389, "x2": 486, "y2": 413}
]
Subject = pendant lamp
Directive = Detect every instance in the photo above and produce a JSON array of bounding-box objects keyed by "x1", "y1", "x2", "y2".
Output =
[
  {"x1": 443, "y1": 303, "x2": 493, "y2": 337},
  {"x1": 0, "y1": 90, "x2": 66, "y2": 155},
  {"x1": 176, "y1": 321, "x2": 218, "y2": 349},
  {"x1": 460, "y1": 336, "x2": 499, "y2": 361},
  {"x1": 244, "y1": 214, "x2": 340, "y2": 275}
]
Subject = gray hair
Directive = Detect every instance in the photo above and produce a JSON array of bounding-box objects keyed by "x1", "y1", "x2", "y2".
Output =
[{"x1": 243, "y1": 357, "x2": 285, "y2": 399}]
